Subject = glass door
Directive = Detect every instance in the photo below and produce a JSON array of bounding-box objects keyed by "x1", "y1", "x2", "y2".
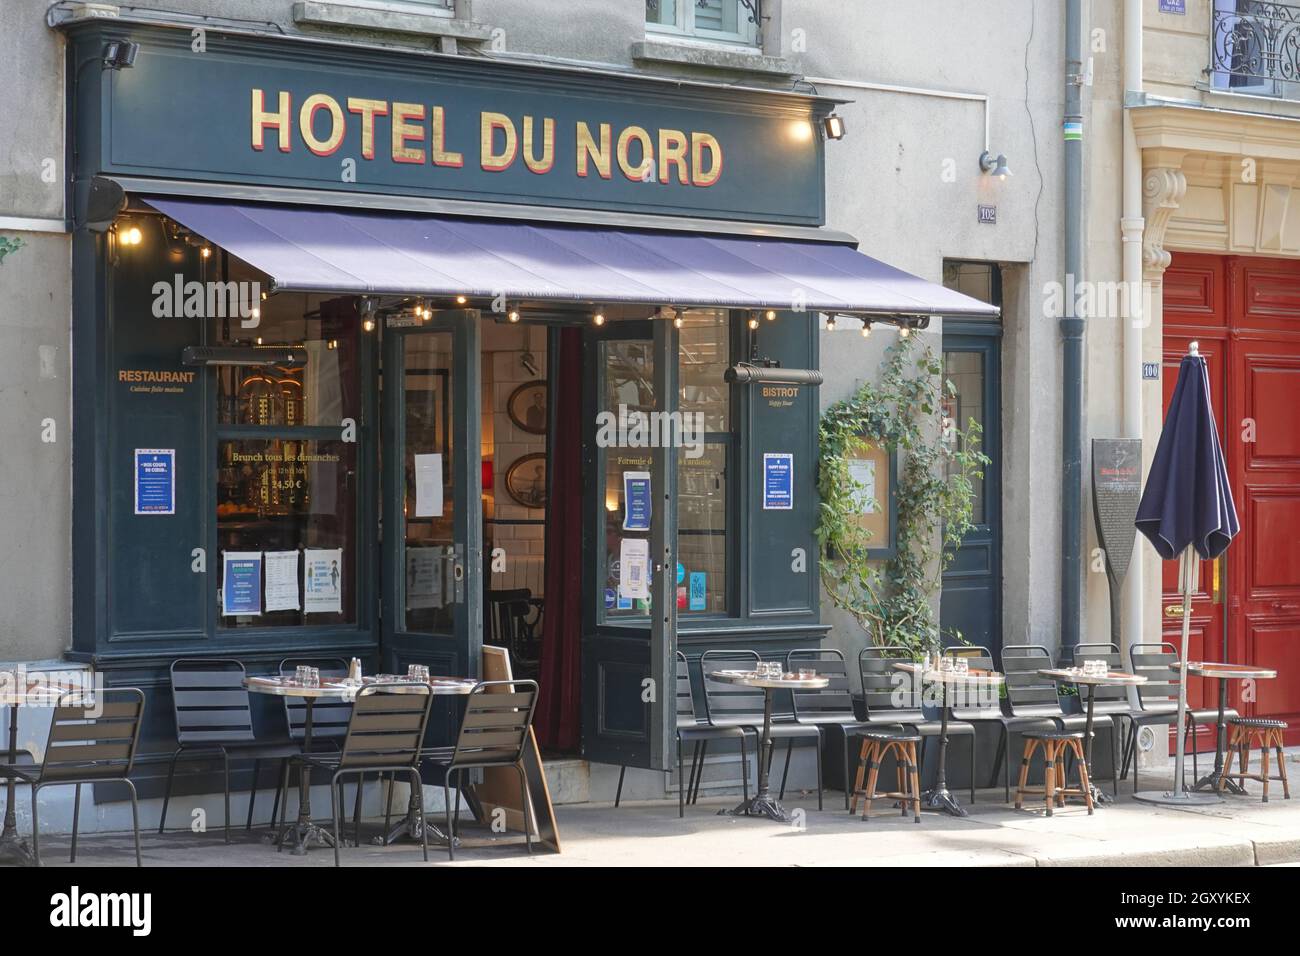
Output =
[{"x1": 381, "y1": 310, "x2": 482, "y2": 689}]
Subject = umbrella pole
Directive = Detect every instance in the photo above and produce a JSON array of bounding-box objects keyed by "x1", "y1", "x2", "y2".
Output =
[{"x1": 1172, "y1": 545, "x2": 1194, "y2": 794}]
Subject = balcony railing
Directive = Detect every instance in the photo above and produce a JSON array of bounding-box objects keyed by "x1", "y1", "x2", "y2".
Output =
[{"x1": 1210, "y1": 0, "x2": 1300, "y2": 94}]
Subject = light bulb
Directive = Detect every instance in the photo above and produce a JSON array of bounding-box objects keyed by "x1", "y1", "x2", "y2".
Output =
[
  {"x1": 860, "y1": 320, "x2": 872, "y2": 338},
  {"x1": 899, "y1": 326, "x2": 911, "y2": 339},
  {"x1": 593, "y1": 310, "x2": 606, "y2": 327},
  {"x1": 362, "y1": 318, "x2": 376, "y2": 333},
  {"x1": 825, "y1": 315, "x2": 836, "y2": 331},
  {"x1": 508, "y1": 309, "x2": 520, "y2": 323},
  {"x1": 765, "y1": 309, "x2": 777, "y2": 321}
]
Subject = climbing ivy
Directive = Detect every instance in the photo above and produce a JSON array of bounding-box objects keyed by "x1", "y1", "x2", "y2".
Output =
[
  {"x1": 816, "y1": 334, "x2": 988, "y2": 658},
  {"x1": 0, "y1": 236, "x2": 25, "y2": 265}
]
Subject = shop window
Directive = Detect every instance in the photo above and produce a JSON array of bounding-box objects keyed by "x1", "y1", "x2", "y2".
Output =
[
  {"x1": 598, "y1": 311, "x2": 733, "y2": 622},
  {"x1": 645, "y1": 0, "x2": 760, "y2": 46},
  {"x1": 214, "y1": 264, "x2": 360, "y2": 628}
]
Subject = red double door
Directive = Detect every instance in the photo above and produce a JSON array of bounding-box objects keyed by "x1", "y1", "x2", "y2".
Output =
[{"x1": 1162, "y1": 254, "x2": 1300, "y2": 745}]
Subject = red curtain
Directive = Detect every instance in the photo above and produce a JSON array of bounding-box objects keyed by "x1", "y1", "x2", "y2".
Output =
[{"x1": 535, "y1": 328, "x2": 583, "y2": 751}]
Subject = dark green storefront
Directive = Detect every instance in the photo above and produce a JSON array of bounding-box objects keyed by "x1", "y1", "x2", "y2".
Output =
[{"x1": 61, "y1": 15, "x2": 847, "y2": 791}]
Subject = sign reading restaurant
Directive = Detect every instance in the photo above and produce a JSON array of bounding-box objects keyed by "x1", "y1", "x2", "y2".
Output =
[{"x1": 79, "y1": 24, "x2": 832, "y2": 225}]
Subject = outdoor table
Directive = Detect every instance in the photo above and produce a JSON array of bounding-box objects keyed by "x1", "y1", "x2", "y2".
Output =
[
  {"x1": 244, "y1": 674, "x2": 474, "y2": 854},
  {"x1": 1039, "y1": 667, "x2": 1146, "y2": 806},
  {"x1": 893, "y1": 663, "x2": 1005, "y2": 817},
  {"x1": 707, "y1": 670, "x2": 828, "y2": 823},
  {"x1": 0, "y1": 676, "x2": 57, "y2": 866},
  {"x1": 1172, "y1": 661, "x2": 1277, "y2": 795}
]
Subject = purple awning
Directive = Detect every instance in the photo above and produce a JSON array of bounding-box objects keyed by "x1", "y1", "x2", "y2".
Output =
[{"x1": 146, "y1": 198, "x2": 998, "y2": 317}]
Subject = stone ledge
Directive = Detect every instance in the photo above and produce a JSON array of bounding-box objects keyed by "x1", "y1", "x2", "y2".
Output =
[
  {"x1": 631, "y1": 38, "x2": 795, "y2": 76},
  {"x1": 292, "y1": 2, "x2": 494, "y2": 43}
]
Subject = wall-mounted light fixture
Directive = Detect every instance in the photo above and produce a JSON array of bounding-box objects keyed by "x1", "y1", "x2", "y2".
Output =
[
  {"x1": 860, "y1": 318, "x2": 872, "y2": 338},
  {"x1": 672, "y1": 307, "x2": 684, "y2": 329},
  {"x1": 979, "y1": 150, "x2": 1012, "y2": 180},
  {"x1": 102, "y1": 40, "x2": 139, "y2": 71},
  {"x1": 507, "y1": 307, "x2": 520, "y2": 323},
  {"x1": 822, "y1": 113, "x2": 846, "y2": 140},
  {"x1": 592, "y1": 307, "x2": 606, "y2": 327},
  {"x1": 824, "y1": 314, "x2": 836, "y2": 331}
]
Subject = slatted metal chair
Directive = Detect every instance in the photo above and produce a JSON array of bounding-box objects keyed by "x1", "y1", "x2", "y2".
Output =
[
  {"x1": 16, "y1": 688, "x2": 146, "y2": 866},
  {"x1": 159, "y1": 659, "x2": 301, "y2": 842},
  {"x1": 273, "y1": 657, "x2": 353, "y2": 834},
  {"x1": 1066, "y1": 642, "x2": 1128, "y2": 796},
  {"x1": 945, "y1": 645, "x2": 1019, "y2": 800},
  {"x1": 1125, "y1": 642, "x2": 1238, "y2": 791},
  {"x1": 614, "y1": 651, "x2": 749, "y2": 816},
  {"x1": 297, "y1": 682, "x2": 434, "y2": 866},
  {"x1": 700, "y1": 649, "x2": 823, "y2": 810},
  {"x1": 787, "y1": 648, "x2": 879, "y2": 810},
  {"x1": 423, "y1": 680, "x2": 539, "y2": 861},
  {"x1": 858, "y1": 646, "x2": 978, "y2": 802},
  {"x1": 1003, "y1": 644, "x2": 1115, "y2": 792}
]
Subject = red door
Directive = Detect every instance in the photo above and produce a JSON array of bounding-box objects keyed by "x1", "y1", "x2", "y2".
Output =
[{"x1": 1164, "y1": 254, "x2": 1300, "y2": 746}]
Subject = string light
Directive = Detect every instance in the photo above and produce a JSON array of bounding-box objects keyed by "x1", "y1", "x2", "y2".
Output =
[
  {"x1": 200, "y1": 246, "x2": 211, "y2": 259},
  {"x1": 455, "y1": 295, "x2": 468, "y2": 305},
  {"x1": 764, "y1": 309, "x2": 777, "y2": 321}
]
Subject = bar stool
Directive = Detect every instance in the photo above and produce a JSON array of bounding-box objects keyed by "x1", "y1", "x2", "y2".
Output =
[
  {"x1": 849, "y1": 731, "x2": 921, "y2": 823},
  {"x1": 1013, "y1": 731, "x2": 1094, "y2": 816},
  {"x1": 1218, "y1": 717, "x2": 1291, "y2": 803}
]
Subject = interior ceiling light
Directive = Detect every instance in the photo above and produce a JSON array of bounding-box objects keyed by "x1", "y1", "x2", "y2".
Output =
[{"x1": 979, "y1": 150, "x2": 1012, "y2": 180}]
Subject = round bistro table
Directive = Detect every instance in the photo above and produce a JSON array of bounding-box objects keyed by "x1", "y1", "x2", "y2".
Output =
[
  {"x1": 244, "y1": 676, "x2": 476, "y2": 855},
  {"x1": 1173, "y1": 661, "x2": 1278, "y2": 795},
  {"x1": 1039, "y1": 668, "x2": 1146, "y2": 806},
  {"x1": 706, "y1": 670, "x2": 828, "y2": 823},
  {"x1": 893, "y1": 663, "x2": 1005, "y2": 817}
]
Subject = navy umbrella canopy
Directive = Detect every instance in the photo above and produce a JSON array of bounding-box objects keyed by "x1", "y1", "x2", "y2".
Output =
[
  {"x1": 1135, "y1": 350, "x2": 1239, "y2": 560},
  {"x1": 1133, "y1": 343, "x2": 1239, "y2": 805}
]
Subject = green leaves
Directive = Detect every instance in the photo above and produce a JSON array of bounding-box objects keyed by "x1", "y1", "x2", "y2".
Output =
[{"x1": 816, "y1": 335, "x2": 990, "y2": 657}]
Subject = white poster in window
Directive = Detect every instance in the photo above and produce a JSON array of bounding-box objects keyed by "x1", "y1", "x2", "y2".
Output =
[
  {"x1": 264, "y1": 550, "x2": 301, "y2": 612},
  {"x1": 618, "y1": 537, "x2": 650, "y2": 600},
  {"x1": 406, "y1": 548, "x2": 445, "y2": 610},
  {"x1": 847, "y1": 458, "x2": 877, "y2": 514},
  {"x1": 414, "y1": 453, "x2": 443, "y2": 518},
  {"x1": 304, "y1": 548, "x2": 343, "y2": 614}
]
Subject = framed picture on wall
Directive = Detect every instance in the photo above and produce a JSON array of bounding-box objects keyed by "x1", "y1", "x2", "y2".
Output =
[
  {"x1": 847, "y1": 439, "x2": 898, "y2": 559},
  {"x1": 505, "y1": 453, "x2": 548, "y2": 509},
  {"x1": 508, "y1": 380, "x2": 548, "y2": 435}
]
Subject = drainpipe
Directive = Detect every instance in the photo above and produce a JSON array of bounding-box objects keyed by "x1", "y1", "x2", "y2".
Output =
[
  {"x1": 1121, "y1": 0, "x2": 1145, "y2": 662},
  {"x1": 1061, "y1": 0, "x2": 1086, "y2": 654}
]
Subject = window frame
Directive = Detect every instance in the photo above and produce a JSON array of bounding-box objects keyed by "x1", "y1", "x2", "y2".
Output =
[{"x1": 646, "y1": 0, "x2": 761, "y2": 48}]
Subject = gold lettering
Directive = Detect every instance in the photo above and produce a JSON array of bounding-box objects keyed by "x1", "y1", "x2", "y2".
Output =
[
  {"x1": 299, "y1": 93, "x2": 345, "y2": 157},
  {"x1": 430, "y1": 106, "x2": 463, "y2": 167},
  {"x1": 522, "y1": 116, "x2": 554, "y2": 174},
  {"x1": 617, "y1": 125, "x2": 653, "y2": 181},
  {"x1": 576, "y1": 122, "x2": 612, "y2": 179},
  {"x1": 391, "y1": 102, "x2": 426, "y2": 164},
  {"x1": 691, "y1": 132, "x2": 723, "y2": 187},
  {"x1": 480, "y1": 112, "x2": 517, "y2": 171},
  {"x1": 658, "y1": 128, "x2": 689, "y2": 185},
  {"x1": 346, "y1": 97, "x2": 389, "y2": 161},
  {"x1": 251, "y1": 89, "x2": 292, "y2": 153}
]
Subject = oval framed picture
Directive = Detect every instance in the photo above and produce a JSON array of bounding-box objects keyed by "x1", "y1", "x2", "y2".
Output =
[
  {"x1": 508, "y1": 380, "x2": 548, "y2": 435},
  {"x1": 505, "y1": 453, "x2": 548, "y2": 510}
]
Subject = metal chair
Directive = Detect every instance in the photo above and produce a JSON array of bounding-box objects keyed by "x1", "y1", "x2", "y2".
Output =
[
  {"x1": 614, "y1": 651, "x2": 749, "y2": 816},
  {"x1": 787, "y1": 648, "x2": 878, "y2": 810},
  {"x1": 423, "y1": 680, "x2": 539, "y2": 861},
  {"x1": 945, "y1": 645, "x2": 1018, "y2": 800},
  {"x1": 858, "y1": 646, "x2": 978, "y2": 802},
  {"x1": 1125, "y1": 642, "x2": 1238, "y2": 791},
  {"x1": 273, "y1": 657, "x2": 353, "y2": 835},
  {"x1": 1067, "y1": 642, "x2": 1128, "y2": 796},
  {"x1": 17, "y1": 688, "x2": 146, "y2": 866},
  {"x1": 159, "y1": 659, "x2": 301, "y2": 842},
  {"x1": 1002, "y1": 644, "x2": 1115, "y2": 793},
  {"x1": 297, "y1": 682, "x2": 434, "y2": 866},
  {"x1": 700, "y1": 649, "x2": 823, "y2": 810},
  {"x1": 486, "y1": 589, "x2": 541, "y2": 676}
]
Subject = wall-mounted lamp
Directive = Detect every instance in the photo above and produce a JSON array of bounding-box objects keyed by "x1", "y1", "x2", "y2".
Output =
[
  {"x1": 359, "y1": 296, "x2": 377, "y2": 332},
  {"x1": 824, "y1": 314, "x2": 836, "y2": 331},
  {"x1": 822, "y1": 114, "x2": 846, "y2": 141},
  {"x1": 860, "y1": 318, "x2": 872, "y2": 338},
  {"x1": 593, "y1": 307, "x2": 606, "y2": 327},
  {"x1": 978, "y1": 150, "x2": 1012, "y2": 180},
  {"x1": 747, "y1": 312, "x2": 760, "y2": 331},
  {"x1": 672, "y1": 307, "x2": 684, "y2": 329},
  {"x1": 102, "y1": 40, "x2": 139, "y2": 71},
  {"x1": 764, "y1": 309, "x2": 777, "y2": 322}
]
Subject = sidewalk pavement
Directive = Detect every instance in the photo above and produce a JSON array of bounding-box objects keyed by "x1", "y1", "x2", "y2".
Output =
[{"x1": 18, "y1": 765, "x2": 1300, "y2": 867}]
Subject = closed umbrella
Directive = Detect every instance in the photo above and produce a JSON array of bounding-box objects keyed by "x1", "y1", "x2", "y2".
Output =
[{"x1": 1133, "y1": 341, "x2": 1238, "y2": 806}]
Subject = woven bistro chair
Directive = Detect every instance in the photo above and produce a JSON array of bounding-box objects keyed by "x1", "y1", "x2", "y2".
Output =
[
  {"x1": 16, "y1": 688, "x2": 146, "y2": 866},
  {"x1": 858, "y1": 646, "x2": 978, "y2": 802},
  {"x1": 700, "y1": 649, "x2": 823, "y2": 810},
  {"x1": 159, "y1": 659, "x2": 301, "y2": 842},
  {"x1": 1066, "y1": 642, "x2": 1129, "y2": 796},
  {"x1": 296, "y1": 682, "x2": 434, "y2": 866},
  {"x1": 423, "y1": 680, "x2": 540, "y2": 861},
  {"x1": 615, "y1": 652, "x2": 749, "y2": 815}
]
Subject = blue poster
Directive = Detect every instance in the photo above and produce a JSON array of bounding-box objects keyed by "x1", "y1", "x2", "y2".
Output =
[
  {"x1": 604, "y1": 588, "x2": 616, "y2": 609},
  {"x1": 622, "y1": 471, "x2": 652, "y2": 531},
  {"x1": 134, "y1": 448, "x2": 175, "y2": 515},
  {"x1": 689, "y1": 572, "x2": 707, "y2": 611},
  {"x1": 762, "y1": 452, "x2": 794, "y2": 510},
  {"x1": 222, "y1": 551, "x2": 262, "y2": 616},
  {"x1": 1158, "y1": 0, "x2": 1185, "y2": 13}
]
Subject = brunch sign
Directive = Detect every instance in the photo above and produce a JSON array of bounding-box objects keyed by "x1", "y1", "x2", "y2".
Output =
[{"x1": 251, "y1": 90, "x2": 725, "y2": 187}]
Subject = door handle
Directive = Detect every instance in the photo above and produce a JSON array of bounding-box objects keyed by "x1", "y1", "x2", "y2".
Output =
[{"x1": 1164, "y1": 604, "x2": 1186, "y2": 617}]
